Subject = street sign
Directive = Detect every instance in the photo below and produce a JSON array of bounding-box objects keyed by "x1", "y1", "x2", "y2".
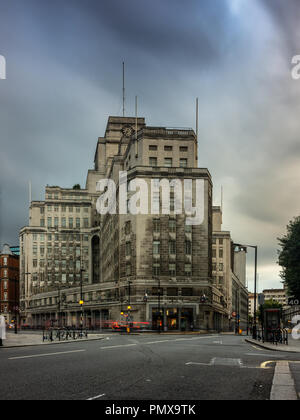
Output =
[{"x1": 288, "y1": 297, "x2": 300, "y2": 306}]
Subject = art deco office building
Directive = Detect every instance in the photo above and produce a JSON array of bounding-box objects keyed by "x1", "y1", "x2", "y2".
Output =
[{"x1": 19, "y1": 116, "x2": 240, "y2": 331}]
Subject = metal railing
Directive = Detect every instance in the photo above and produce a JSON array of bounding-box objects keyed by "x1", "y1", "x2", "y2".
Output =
[
  {"x1": 42, "y1": 328, "x2": 88, "y2": 342},
  {"x1": 256, "y1": 328, "x2": 289, "y2": 345}
]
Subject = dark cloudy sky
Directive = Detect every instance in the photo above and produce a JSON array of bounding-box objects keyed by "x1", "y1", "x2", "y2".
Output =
[{"x1": 1, "y1": 0, "x2": 300, "y2": 293}]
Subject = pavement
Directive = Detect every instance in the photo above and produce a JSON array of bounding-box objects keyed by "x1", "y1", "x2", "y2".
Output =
[
  {"x1": 245, "y1": 335, "x2": 300, "y2": 353},
  {"x1": 0, "y1": 331, "x2": 106, "y2": 348},
  {"x1": 1, "y1": 333, "x2": 300, "y2": 400}
]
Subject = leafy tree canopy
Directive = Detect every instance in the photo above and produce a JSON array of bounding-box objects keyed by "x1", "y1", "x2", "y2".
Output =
[
  {"x1": 73, "y1": 184, "x2": 81, "y2": 190},
  {"x1": 278, "y1": 216, "x2": 300, "y2": 298}
]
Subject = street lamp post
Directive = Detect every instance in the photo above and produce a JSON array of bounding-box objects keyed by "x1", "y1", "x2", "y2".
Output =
[
  {"x1": 14, "y1": 276, "x2": 18, "y2": 334},
  {"x1": 80, "y1": 268, "x2": 85, "y2": 333},
  {"x1": 234, "y1": 243, "x2": 258, "y2": 340}
]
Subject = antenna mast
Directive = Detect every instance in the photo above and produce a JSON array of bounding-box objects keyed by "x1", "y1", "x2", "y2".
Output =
[{"x1": 122, "y1": 62, "x2": 125, "y2": 117}]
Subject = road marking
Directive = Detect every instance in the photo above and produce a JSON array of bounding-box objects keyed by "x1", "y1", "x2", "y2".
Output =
[
  {"x1": 87, "y1": 394, "x2": 106, "y2": 401},
  {"x1": 144, "y1": 340, "x2": 172, "y2": 345},
  {"x1": 100, "y1": 344, "x2": 137, "y2": 350},
  {"x1": 8, "y1": 349, "x2": 86, "y2": 360}
]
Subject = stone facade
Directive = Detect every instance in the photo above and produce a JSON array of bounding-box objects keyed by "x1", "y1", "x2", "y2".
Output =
[{"x1": 19, "y1": 116, "x2": 247, "y2": 331}]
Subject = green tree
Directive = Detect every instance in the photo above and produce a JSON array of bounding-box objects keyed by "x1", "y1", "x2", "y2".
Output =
[
  {"x1": 278, "y1": 216, "x2": 300, "y2": 299},
  {"x1": 73, "y1": 184, "x2": 81, "y2": 190}
]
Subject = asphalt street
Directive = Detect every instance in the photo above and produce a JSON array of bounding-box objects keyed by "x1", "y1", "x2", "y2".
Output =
[{"x1": 0, "y1": 334, "x2": 299, "y2": 400}]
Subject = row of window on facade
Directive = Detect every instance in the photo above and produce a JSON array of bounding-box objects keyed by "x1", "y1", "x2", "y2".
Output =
[
  {"x1": 39, "y1": 217, "x2": 90, "y2": 228},
  {"x1": 212, "y1": 262, "x2": 224, "y2": 272},
  {"x1": 25, "y1": 233, "x2": 90, "y2": 243},
  {"x1": 124, "y1": 262, "x2": 192, "y2": 277},
  {"x1": 32, "y1": 243, "x2": 88, "y2": 256},
  {"x1": 32, "y1": 257, "x2": 89, "y2": 269},
  {"x1": 148, "y1": 157, "x2": 188, "y2": 168},
  {"x1": 40, "y1": 205, "x2": 90, "y2": 214},
  {"x1": 124, "y1": 219, "x2": 193, "y2": 236},
  {"x1": 31, "y1": 272, "x2": 88, "y2": 284},
  {"x1": 46, "y1": 192, "x2": 88, "y2": 200}
]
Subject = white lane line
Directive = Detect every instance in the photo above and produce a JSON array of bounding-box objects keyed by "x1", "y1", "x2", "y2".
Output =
[
  {"x1": 144, "y1": 340, "x2": 172, "y2": 345},
  {"x1": 100, "y1": 344, "x2": 137, "y2": 350},
  {"x1": 8, "y1": 349, "x2": 86, "y2": 360},
  {"x1": 87, "y1": 394, "x2": 106, "y2": 401}
]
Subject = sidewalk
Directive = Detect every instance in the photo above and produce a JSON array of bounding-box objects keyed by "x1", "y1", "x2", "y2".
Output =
[
  {"x1": 0, "y1": 332, "x2": 106, "y2": 348},
  {"x1": 245, "y1": 336, "x2": 300, "y2": 353}
]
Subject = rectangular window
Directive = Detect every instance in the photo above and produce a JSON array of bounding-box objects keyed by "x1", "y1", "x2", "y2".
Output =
[
  {"x1": 169, "y1": 241, "x2": 176, "y2": 255},
  {"x1": 54, "y1": 217, "x2": 59, "y2": 228},
  {"x1": 169, "y1": 263, "x2": 176, "y2": 276},
  {"x1": 125, "y1": 242, "x2": 131, "y2": 256},
  {"x1": 76, "y1": 218, "x2": 80, "y2": 228},
  {"x1": 40, "y1": 219, "x2": 45, "y2": 227},
  {"x1": 153, "y1": 241, "x2": 160, "y2": 255},
  {"x1": 167, "y1": 287, "x2": 178, "y2": 296},
  {"x1": 152, "y1": 263, "x2": 160, "y2": 276},
  {"x1": 164, "y1": 158, "x2": 172, "y2": 167},
  {"x1": 185, "y1": 263, "x2": 192, "y2": 276},
  {"x1": 180, "y1": 146, "x2": 188, "y2": 152},
  {"x1": 69, "y1": 218, "x2": 73, "y2": 228},
  {"x1": 219, "y1": 249, "x2": 223, "y2": 258},
  {"x1": 164, "y1": 146, "x2": 173, "y2": 151},
  {"x1": 126, "y1": 263, "x2": 131, "y2": 276},
  {"x1": 182, "y1": 288, "x2": 193, "y2": 297},
  {"x1": 149, "y1": 145, "x2": 157, "y2": 151},
  {"x1": 125, "y1": 221, "x2": 131, "y2": 235},
  {"x1": 169, "y1": 219, "x2": 176, "y2": 233},
  {"x1": 149, "y1": 157, "x2": 157, "y2": 167},
  {"x1": 83, "y1": 218, "x2": 89, "y2": 228},
  {"x1": 185, "y1": 241, "x2": 192, "y2": 255},
  {"x1": 153, "y1": 218, "x2": 160, "y2": 233},
  {"x1": 180, "y1": 158, "x2": 188, "y2": 168},
  {"x1": 61, "y1": 217, "x2": 66, "y2": 228}
]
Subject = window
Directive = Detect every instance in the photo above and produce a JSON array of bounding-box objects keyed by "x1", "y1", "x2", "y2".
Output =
[
  {"x1": 153, "y1": 263, "x2": 160, "y2": 276},
  {"x1": 61, "y1": 217, "x2": 66, "y2": 228},
  {"x1": 180, "y1": 158, "x2": 188, "y2": 168},
  {"x1": 126, "y1": 263, "x2": 131, "y2": 276},
  {"x1": 185, "y1": 263, "x2": 192, "y2": 276},
  {"x1": 153, "y1": 219, "x2": 160, "y2": 233},
  {"x1": 169, "y1": 241, "x2": 176, "y2": 255},
  {"x1": 3, "y1": 257, "x2": 7, "y2": 266},
  {"x1": 83, "y1": 218, "x2": 89, "y2": 228},
  {"x1": 76, "y1": 218, "x2": 80, "y2": 228},
  {"x1": 54, "y1": 205, "x2": 59, "y2": 212},
  {"x1": 219, "y1": 239, "x2": 223, "y2": 245},
  {"x1": 180, "y1": 146, "x2": 188, "y2": 152},
  {"x1": 182, "y1": 288, "x2": 193, "y2": 297},
  {"x1": 76, "y1": 207, "x2": 80, "y2": 213},
  {"x1": 185, "y1": 224, "x2": 192, "y2": 233},
  {"x1": 153, "y1": 241, "x2": 160, "y2": 255},
  {"x1": 149, "y1": 145, "x2": 157, "y2": 151},
  {"x1": 54, "y1": 217, "x2": 59, "y2": 228},
  {"x1": 125, "y1": 242, "x2": 131, "y2": 256},
  {"x1": 164, "y1": 146, "x2": 173, "y2": 151},
  {"x1": 40, "y1": 245, "x2": 45, "y2": 255},
  {"x1": 69, "y1": 206, "x2": 73, "y2": 212},
  {"x1": 212, "y1": 249, "x2": 216, "y2": 258},
  {"x1": 33, "y1": 260, "x2": 37, "y2": 268},
  {"x1": 149, "y1": 157, "x2": 157, "y2": 167},
  {"x1": 61, "y1": 206, "x2": 66, "y2": 213},
  {"x1": 169, "y1": 219, "x2": 176, "y2": 233},
  {"x1": 69, "y1": 218, "x2": 73, "y2": 228},
  {"x1": 219, "y1": 249, "x2": 223, "y2": 258},
  {"x1": 40, "y1": 219, "x2": 45, "y2": 227},
  {"x1": 169, "y1": 263, "x2": 176, "y2": 276},
  {"x1": 164, "y1": 158, "x2": 172, "y2": 167},
  {"x1": 167, "y1": 287, "x2": 178, "y2": 296},
  {"x1": 219, "y1": 263, "x2": 223, "y2": 271},
  {"x1": 185, "y1": 241, "x2": 192, "y2": 255},
  {"x1": 125, "y1": 221, "x2": 131, "y2": 235}
]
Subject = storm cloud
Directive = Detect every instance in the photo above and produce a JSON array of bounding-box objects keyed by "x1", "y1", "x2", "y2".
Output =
[{"x1": 1, "y1": 0, "x2": 300, "y2": 292}]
